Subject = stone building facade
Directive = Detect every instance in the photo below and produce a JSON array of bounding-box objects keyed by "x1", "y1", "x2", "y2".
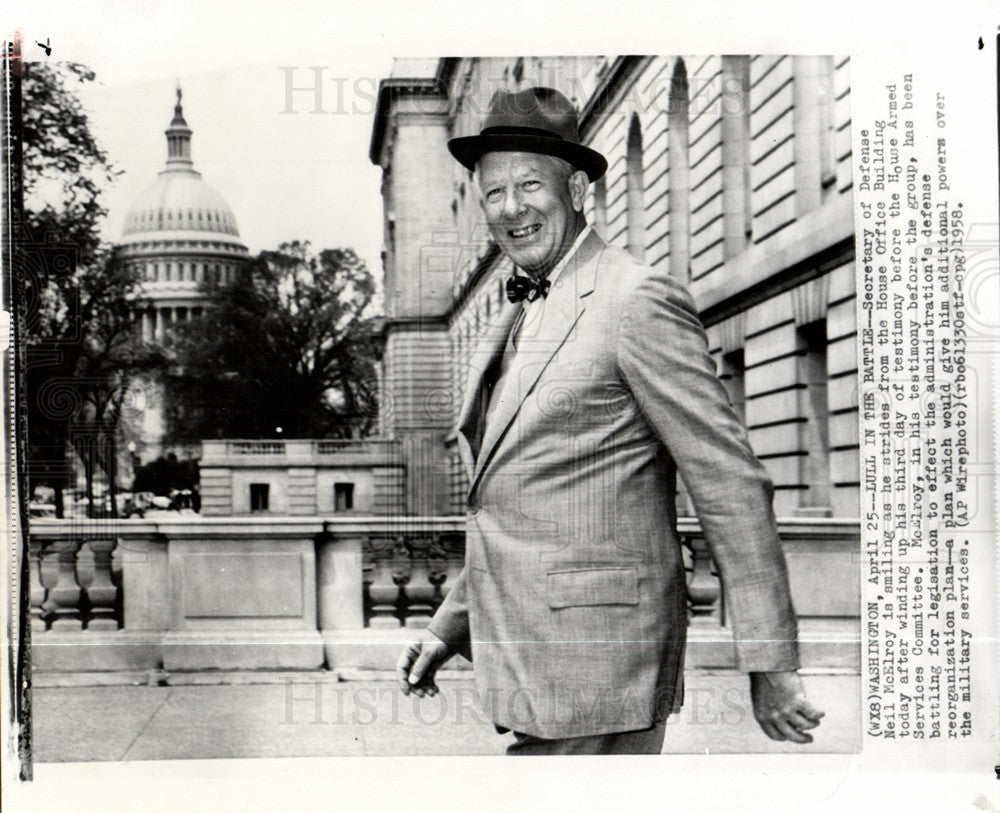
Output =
[
  {"x1": 197, "y1": 439, "x2": 406, "y2": 517},
  {"x1": 371, "y1": 55, "x2": 857, "y2": 521}
]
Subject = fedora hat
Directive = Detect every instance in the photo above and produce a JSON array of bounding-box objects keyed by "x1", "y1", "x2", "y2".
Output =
[{"x1": 448, "y1": 86, "x2": 607, "y2": 181}]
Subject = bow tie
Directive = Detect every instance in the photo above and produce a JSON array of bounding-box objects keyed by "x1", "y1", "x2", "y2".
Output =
[{"x1": 506, "y1": 274, "x2": 551, "y2": 303}]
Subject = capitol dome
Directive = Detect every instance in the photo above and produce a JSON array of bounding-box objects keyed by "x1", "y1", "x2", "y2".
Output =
[
  {"x1": 122, "y1": 169, "x2": 241, "y2": 241},
  {"x1": 119, "y1": 86, "x2": 249, "y2": 343}
]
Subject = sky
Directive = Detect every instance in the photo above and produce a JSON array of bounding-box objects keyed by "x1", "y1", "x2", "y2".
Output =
[
  {"x1": 12, "y1": 0, "x2": 905, "y2": 283},
  {"x1": 62, "y1": 53, "x2": 394, "y2": 274},
  {"x1": 15, "y1": 2, "x2": 979, "y2": 284}
]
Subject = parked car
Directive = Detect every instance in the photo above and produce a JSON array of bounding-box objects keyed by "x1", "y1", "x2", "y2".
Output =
[{"x1": 28, "y1": 501, "x2": 56, "y2": 518}]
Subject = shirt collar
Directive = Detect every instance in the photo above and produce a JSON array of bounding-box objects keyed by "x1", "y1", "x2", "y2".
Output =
[{"x1": 515, "y1": 224, "x2": 593, "y2": 304}]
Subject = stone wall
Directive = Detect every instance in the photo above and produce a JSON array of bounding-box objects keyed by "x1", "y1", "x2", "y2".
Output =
[{"x1": 29, "y1": 516, "x2": 860, "y2": 673}]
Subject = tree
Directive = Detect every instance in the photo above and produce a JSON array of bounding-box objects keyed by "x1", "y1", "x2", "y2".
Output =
[
  {"x1": 167, "y1": 241, "x2": 381, "y2": 440},
  {"x1": 20, "y1": 62, "x2": 160, "y2": 516},
  {"x1": 132, "y1": 454, "x2": 198, "y2": 497}
]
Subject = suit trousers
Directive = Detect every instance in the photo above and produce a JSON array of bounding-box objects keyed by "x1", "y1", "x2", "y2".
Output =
[{"x1": 506, "y1": 722, "x2": 667, "y2": 756}]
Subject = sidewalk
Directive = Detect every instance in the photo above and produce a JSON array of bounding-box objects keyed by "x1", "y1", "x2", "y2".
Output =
[{"x1": 31, "y1": 670, "x2": 860, "y2": 761}]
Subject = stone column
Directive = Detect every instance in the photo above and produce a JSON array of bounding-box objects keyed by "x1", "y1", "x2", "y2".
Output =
[
  {"x1": 683, "y1": 534, "x2": 722, "y2": 625},
  {"x1": 28, "y1": 543, "x2": 47, "y2": 632},
  {"x1": 41, "y1": 538, "x2": 84, "y2": 630},
  {"x1": 79, "y1": 538, "x2": 120, "y2": 630}
]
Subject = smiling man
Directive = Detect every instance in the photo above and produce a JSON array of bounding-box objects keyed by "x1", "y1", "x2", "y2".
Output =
[
  {"x1": 478, "y1": 150, "x2": 587, "y2": 279},
  {"x1": 396, "y1": 86, "x2": 824, "y2": 755}
]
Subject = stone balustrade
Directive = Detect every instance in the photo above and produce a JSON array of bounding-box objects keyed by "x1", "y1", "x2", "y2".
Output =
[
  {"x1": 205, "y1": 439, "x2": 403, "y2": 458},
  {"x1": 30, "y1": 535, "x2": 122, "y2": 632},
  {"x1": 27, "y1": 516, "x2": 861, "y2": 672},
  {"x1": 362, "y1": 531, "x2": 466, "y2": 628}
]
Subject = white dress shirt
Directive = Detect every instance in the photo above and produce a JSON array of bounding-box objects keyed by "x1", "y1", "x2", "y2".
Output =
[
  {"x1": 485, "y1": 225, "x2": 594, "y2": 432},
  {"x1": 507, "y1": 224, "x2": 593, "y2": 355}
]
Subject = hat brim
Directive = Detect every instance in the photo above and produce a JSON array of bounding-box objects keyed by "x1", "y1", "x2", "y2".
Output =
[{"x1": 448, "y1": 133, "x2": 608, "y2": 182}]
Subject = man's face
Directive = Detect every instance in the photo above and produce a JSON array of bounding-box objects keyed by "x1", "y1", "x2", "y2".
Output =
[{"x1": 477, "y1": 151, "x2": 587, "y2": 278}]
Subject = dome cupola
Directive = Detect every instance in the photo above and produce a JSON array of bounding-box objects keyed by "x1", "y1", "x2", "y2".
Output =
[
  {"x1": 118, "y1": 85, "x2": 249, "y2": 344},
  {"x1": 121, "y1": 85, "x2": 243, "y2": 244}
]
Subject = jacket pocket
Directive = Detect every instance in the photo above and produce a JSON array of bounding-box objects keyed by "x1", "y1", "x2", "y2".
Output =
[{"x1": 546, "y1": 567, "x2": 640, "y2": 608}]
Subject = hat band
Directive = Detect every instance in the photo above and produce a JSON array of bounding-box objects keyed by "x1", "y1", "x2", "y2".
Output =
[{"x1": 481, "y1": 125, "x2": 573, "y2": 142}]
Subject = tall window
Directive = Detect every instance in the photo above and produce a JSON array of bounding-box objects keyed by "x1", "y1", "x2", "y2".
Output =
[
  {"x1": 797, "y1": 320, "x2": 831, "y2": 513},
  {"x1": 667, "y1": 59, "x2": 691, "y2": 282},
  {"x1": 250, "y1": 483, "x2": 270, "y2": 512},
  {"x1": 720, "y1": 349, "x2": 747, "y2": 426},
  {"x1": 626, "y1": 115, "x2": 645, "y2": 261},
  {"x1": 334, "y1": 483, "x2": 355, "y2": 512}
]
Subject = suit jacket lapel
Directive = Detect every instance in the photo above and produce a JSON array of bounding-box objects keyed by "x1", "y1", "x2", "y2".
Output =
[
  {"x1": 470, "y1": 230, "x2": 606, "y2": 491},
  {"x1": 454, "y1": 299, "x2": 522, "y2": 466}
]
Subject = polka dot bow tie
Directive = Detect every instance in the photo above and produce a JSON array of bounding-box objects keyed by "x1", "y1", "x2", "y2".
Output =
[{"x1": 506, "y1": 275, "x2": 551, "y2": 303}]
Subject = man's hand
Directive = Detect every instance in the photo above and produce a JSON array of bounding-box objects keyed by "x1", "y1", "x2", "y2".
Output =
[
  {"x1": 396, "y1": 630, "x2": 453, "y2": 698},
  {"x1": 749, "y1": 671, "x2": 825, "y2": 744}
]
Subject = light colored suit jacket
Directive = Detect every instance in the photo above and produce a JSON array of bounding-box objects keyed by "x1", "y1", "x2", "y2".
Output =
[{"x1": 428, "y1": 230, "x2": 799, "y2": 738}]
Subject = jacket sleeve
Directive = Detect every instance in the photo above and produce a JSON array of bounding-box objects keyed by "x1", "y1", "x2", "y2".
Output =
[
  {"x1": 426, "y1": 565, "x2": 472, "y2": 662},
  {"x1": 617, "y1": 271, "x2": 799, "y2": 673}
]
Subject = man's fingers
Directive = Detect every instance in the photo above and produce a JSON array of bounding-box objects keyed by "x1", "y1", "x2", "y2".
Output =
[
  {"x1": 397, "y1": 635, "x2": 450, "y2": 698},
  {"x1": 395, "y1": 643, "x2": 415, "y2": 673},
  {"x1": 790, "y1": 711, "x2": 821, "y2": 730},
  {"x1": 409, "y1": 645, "x2": 435, "y2": 683},
  {"x1": 412, "y1": 682, "x2": 439, "y2": 699},
  {"x1": 759, "y1": 720, "x2": 786, "y2": 741},
  {"x1": 396, "y1": 641, "x2": 424, "y2": 694},
  {"x1": 798, "y1": 700, "x2": 826, "y2": 722},
  {"x1": 750, "y1": 673, "x2": 824, "y2": 744},
  {"x1": 774, "y1": 717, "x2": 813, "y2": 744}
]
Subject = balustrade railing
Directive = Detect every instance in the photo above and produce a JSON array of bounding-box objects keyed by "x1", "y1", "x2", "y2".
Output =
[
  {"x1": 26, "y1": 516, "x2": 860, "y2": 671},
  {"x1": 681, "y1": 532, "x2": 723, "y2": 624},
  {"x1": 29, "y1": 535, "x2": 122, "y2": 631},
  {"x1": 362, "y1": 532, "x2": 465, "y2": 628},
  {"x1": 203, "y1": 439, "x2": 403, "y2": 459},
  {"x1": 228, "y1": 441, "x2": 285, "y2": 455},
  {"x1": 315, "y1": 439, "x2": 400, "y2": 456}
]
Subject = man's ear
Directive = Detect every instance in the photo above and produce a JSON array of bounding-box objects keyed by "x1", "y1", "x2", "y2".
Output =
[{"x1": 568, "y1": 170, "x2": 589, "y2": 212}]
